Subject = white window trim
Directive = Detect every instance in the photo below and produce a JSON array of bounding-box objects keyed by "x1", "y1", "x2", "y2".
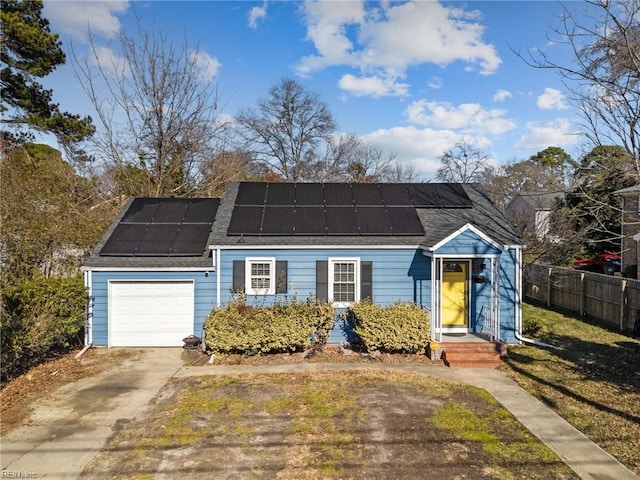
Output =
[
  {"x1": 245, "y1": 257, "x2": 276, "y2": 295},
  {"x1": 328, "y1": 257, "x2": 360, "y2": 307}
]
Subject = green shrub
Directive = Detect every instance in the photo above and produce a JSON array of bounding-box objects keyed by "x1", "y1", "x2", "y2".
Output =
[
  {"x1": 348, "y1": 300, "x2": 430, "y2": 354},
  {"x1": 1, "y1": 275, "x2": 86, "y2": 383},
  {"x1": 203, "y1": 295, "x2": 336, "y2": 355}
]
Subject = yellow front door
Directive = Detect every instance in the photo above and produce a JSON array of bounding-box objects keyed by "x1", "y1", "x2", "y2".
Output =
[{"x1": 442, "y1": 262, "x2": 468, "y2": 327}]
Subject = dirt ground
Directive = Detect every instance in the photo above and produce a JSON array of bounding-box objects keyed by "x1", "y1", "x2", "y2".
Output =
[
  {"x1": 2, "y1": 349, "x2": 577, "y2": 479},
  {"x1": 78, "y1": 369, "x2": 575, "y2": 480}
]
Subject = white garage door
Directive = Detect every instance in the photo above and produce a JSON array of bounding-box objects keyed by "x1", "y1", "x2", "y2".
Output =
[{"x1": 109, "y1": 281, "x2": 194, "y2": 347}]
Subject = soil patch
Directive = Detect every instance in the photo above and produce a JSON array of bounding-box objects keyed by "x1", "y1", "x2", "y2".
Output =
[
  {"x1": 0, "y1": 348, "x2": 138, "y2": 435},
  {"x1": 80, "y1": 371, "x2": 577, "y2": 480}
]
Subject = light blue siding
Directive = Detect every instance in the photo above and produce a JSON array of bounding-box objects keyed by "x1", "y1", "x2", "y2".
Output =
[
  {"x1": 220, "y1": 248, "x2": 432, "y2": 344},
  {"x1": 499, "y1": 249, "x2": 518, "y2": 343},
  {"x1": 219, "y1": 248, "x2": 432, "y2": 308},
  {"x1": 436, "y1": 230, "x2": 502, "y2": 256},
  {"x1": 90, "y1": 271, "x2": 216, "y2": 346}
]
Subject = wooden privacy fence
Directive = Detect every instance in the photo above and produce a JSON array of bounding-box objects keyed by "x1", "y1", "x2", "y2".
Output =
[{"x1": 524, "y1": 263, "x2": 640, "y2": 332}]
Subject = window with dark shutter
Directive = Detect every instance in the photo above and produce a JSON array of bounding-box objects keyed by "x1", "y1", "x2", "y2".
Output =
[
  {"x1": 232, "y1": 260, "x2": 245, "y2": 292},
  {"x1": 316, "y1": 260, "x2": 328, "y2": 301},
  {"x1": 361, "y1": 261, "x2": 373, "y2": 301},
  {"x1": 276, "y1": 260, "x2": 288, "y2": 294}
]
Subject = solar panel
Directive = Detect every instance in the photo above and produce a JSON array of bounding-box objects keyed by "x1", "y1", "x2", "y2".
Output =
[
  {"x1": 293, "y1": 207, "x2": 326, "y2": 234},
  {"x1": 324, "y1": 184, "x2": 353, "y2": 206},
  {"x1": 171, "y1": 224, "x2": 212, "y2": 255},
  {"x1": 120, "y1": 198, "x2": 161, "y2": 222},
  {"x1": 152, "y1": 200, "x2": 190, "y2": 223},
  {"x1": 227, "y1": 206, "x2": 263, "y2": 235},
  {"x1": 235, "y1": 182, "x2": 267, "y2": 205},
  {"x1": 100, "y1": 224, "x2": 147, "y2": 255},
  {"x1": 261, "y1": 207, "x2": 294, "y2": 234},
  {"x1": 352, "y1": 183, "x2": 383, "y2": 206},
  {"x1": 295, "y1": 183, "x2": 324, "y2": 206},
  {"x1": 133, "y1": 224, "x2": 178, "y2": 255},
  {"x1": 387, "y1": 207, "x2": 425, "y2": 235},
  {"x1": 379, "y1": 184, "x2": 413, "y2": 206},
  {"x1": 266, "y1": 183, "x2": 295, "y2": 206},
  {"x1": 326, "y1": 207, "x2": 358, "y2": 234},
  {"x1": 409, "y1": 183, "x2": 472, "y2": 207},
  {"x1": 356, "y1": 207, "x2": 393, "y2": 235},
  {"x1": 184, "y1": 198, "x2": 219, "y2": 223}
]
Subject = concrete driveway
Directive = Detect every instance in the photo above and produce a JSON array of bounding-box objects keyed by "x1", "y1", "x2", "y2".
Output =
[{"x1": 0, "y1": 348, "x2": 184, "y2": 480}]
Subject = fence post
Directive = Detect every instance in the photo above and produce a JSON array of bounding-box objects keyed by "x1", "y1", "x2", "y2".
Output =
[
  {"x1": 547, "y1": 267, "x2": 553, "y2": 308},
  {"x1": 620, "y1": 280, "x2": 627, "y2": 331},
  {"x1": 580, "y1": 272, "x2": 585, "y2": 316}
]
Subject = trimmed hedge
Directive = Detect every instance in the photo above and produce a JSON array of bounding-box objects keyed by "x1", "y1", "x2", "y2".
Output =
[
  {"x1": 348, "y1": 300, "x2": 430, "y2": 354},
  {"x1": 1, "y1": 275, "x2": 86, "y2": 383},
  {"x1": 203, "y1": 296, "x2": 336, "y2": 355}
]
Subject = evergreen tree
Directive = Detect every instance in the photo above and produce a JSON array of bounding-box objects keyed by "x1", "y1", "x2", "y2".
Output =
[{"x1": 1, "y1": 0, "x2": 94, "y2": 148}]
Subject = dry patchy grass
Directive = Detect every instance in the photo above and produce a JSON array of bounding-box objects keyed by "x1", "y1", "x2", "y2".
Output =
[
  {"x1": 504, "y1": 303, "x2": 640, "y2": 475},
  {"x1": 81, "y1": 371, "x2": 577, "y2": 480}
]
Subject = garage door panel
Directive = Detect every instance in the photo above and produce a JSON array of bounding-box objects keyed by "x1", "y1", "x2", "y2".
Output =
[{"x1": 109, "y1": 281, "x2": 194, "y2": 347}]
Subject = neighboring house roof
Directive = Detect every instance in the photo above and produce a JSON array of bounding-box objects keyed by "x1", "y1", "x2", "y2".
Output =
[
  {"x1": 507, "y1": 191, "x2": 564, "y2": 211},
  {"x1": 614, "y1": 184, "x2": 640, "y2": 195},
  {"x1": 84, "y1": 182, "x2": 521, "y2": 269}
]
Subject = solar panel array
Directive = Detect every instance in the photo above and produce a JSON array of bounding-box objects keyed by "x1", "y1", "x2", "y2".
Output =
[
  {"x1": 100, "y1": 198, "x2": 219, "y2": 256},
  {"x1": 228, "y1": 183, "x2": 471, "y2": 236}
]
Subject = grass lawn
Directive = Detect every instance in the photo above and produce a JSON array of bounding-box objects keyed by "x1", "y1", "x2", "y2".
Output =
[
  {"x1": 80, "y1": 370, "x2": 577, "y2": 480},
  {"x1": 504, "y1": 302, "x2": 640, "y2": 475}
]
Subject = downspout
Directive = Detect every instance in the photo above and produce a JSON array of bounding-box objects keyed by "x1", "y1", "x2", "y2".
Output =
[
  {"x1": 76, "y1": 270, "x2": 93, "y2": 359},
  {"x1": 216, "y1": 247, "x2": 221, "y2": 308},
  {"x1": 513, "y1": 247, "x2": 556, "y2": 349}
]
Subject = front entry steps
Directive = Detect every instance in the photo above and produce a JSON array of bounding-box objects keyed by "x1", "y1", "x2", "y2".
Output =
[{"x1": 440, "y1": 341, "x2": 506, "y2": 368}]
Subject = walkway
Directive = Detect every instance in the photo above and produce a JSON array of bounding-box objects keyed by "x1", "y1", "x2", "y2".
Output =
[{"x1": 176, "y1": 362, "x2": 639, "y2": 480}]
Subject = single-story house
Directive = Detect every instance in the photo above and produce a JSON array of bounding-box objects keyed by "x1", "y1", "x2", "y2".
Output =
[{"x1": 82, "y1": 182, "x2": 523, "y2": 349}]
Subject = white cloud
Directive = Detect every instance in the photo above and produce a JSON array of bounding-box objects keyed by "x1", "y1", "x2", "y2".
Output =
[
  {"x1": 189, "y1": 50, "x2": 221, "y2": 83},
  {"x1": 43, "y1": 0, "x2": 128, "y2": 41},
  {"x1": 428, "y1": 77, "x2": 442, "y2": 89},
  {"x1": 537, "y1": 87, "x2": 569, "y2": 110},
  {"x1": 248, "y1": 2, "x2": 268, "y2": 29},
  {"x1": 493, "y1": 89, "x2": 512, "y2": 102},
  {"x1": 405, "y1": 100, "x2": 516, "y2": 135},
  {"x1": 90, "y1": 46, "x2": 130, "y2": 77},
  {"x1": 297, "y1": 0, "x2": 501, "y2": 97},
  {"x1": 338, "y1": 74, "x2": 408, "y2": 97},
  {"x1": 514, "y1": 118, "x2": 580, "y2": 151},
  {"x1": 360, "y1": 127, "x2": 498, "y2": 180}
]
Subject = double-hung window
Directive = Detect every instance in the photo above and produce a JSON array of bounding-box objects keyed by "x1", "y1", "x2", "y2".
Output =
[
  {"x1": 329, "y1": 258, "x2": 360, "y2": 307},
  {"x1": 246, "y1": 258, "x2": 275, "y2": 295}
]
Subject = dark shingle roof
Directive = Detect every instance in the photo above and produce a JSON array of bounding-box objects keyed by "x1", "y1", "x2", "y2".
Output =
[{"x1": 84, "y1": 182, "x2": 521, "y2": 269}]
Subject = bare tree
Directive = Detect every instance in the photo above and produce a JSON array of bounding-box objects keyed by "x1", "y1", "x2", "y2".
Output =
[
  {"x1": 234, "y1": 78, "x2": 337, "y2": 182},
  {"x1": 73, "y1": 24, "x2": 227, "y2": 197},
  {"x1": 518, "y1": 0, "x2": 640, "y2": 176},
  {"x1": 196, "y1": 150, "x2": 257, "y2": 197},
  {"x1": 306, "y1": 133, "x2": 361, "y2": 181},
  {"x1": 436, "y1": 139, "x2": 490, "y2": 183}
]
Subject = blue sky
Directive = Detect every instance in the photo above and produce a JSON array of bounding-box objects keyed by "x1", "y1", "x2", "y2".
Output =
[{"x1": 41, "y1": 0, "x2": 595, "y2": 180}]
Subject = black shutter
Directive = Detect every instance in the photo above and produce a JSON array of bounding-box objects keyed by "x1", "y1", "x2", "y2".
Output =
[
  {"x1": 276, "y1": 260, "x2": 288, "y2": 294},
  {"x1": 316, "y1": 260, "x2": 328, "y2": 301},
  {"x1": 232, "y1": 260, "x2": 245, "y2": 292},
  {"x1": 361, "y1": 261, "x2": 373, "y2": 301}
]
